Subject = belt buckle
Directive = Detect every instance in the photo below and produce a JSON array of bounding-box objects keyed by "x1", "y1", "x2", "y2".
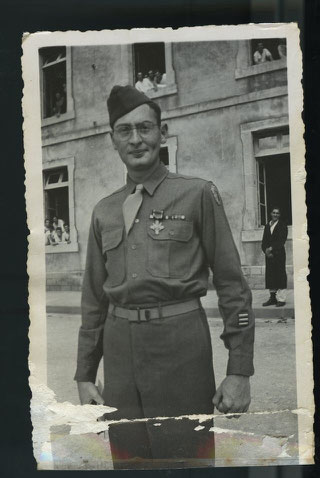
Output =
[
  {"x1": 128, "y1": 307, "x2": 151, "y2": 322},
  {"x1": 141, "y1": 309, "x2": 151, "y2": 321},
  {"x1": 128, "y1": 309, "x2": 139, "y2": 322}
]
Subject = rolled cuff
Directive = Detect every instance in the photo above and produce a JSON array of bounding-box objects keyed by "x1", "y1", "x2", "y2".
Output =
[
  {"x1": 227, "y1": 352, "x2": 254, "y2": 377},
  {"x1": 74, "y1": 362, "x2": 99, "y2": 383},
  {"x1": 74, "y1": 325, "x2": 104, "y2": 383}
]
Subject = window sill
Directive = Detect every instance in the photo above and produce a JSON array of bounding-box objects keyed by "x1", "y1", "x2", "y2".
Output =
[
  {"x1": 146, "y1": 83, "x2": 178, "y2": 99},
  {"x1": 242, "y1": 226, "x2": 292, "y2": 242},
  {"x1": 45, "y1": 242, "x2": 79, "y2": 253},
  {"x1": 235, "y1": 58, "x2": 287, "y2": 79},
  {"x1": 41, "y1": 110, "x2": 75, "y2": 127}
]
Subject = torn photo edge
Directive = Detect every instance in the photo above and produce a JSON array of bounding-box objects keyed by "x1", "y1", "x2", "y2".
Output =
[{"x1": 22, "y1": 23, "x2": 313, "y2": 468}]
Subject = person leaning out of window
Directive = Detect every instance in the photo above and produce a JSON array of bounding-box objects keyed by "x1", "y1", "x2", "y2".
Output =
[
  {"x1": 253, "y1": 42, "x2": 273, "y2": 64},
  {"x1": 45, "y1": 218, "x2": 54, "y2": 246},
  {"x1": 261, "y1": 207, "x2": 288, "y2": 307}
]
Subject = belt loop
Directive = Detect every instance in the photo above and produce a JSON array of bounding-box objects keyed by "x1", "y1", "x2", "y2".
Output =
[
  {"x1": 137, "y1": 307, "x2": 141, "y2": 322},
  {"x1": 158, "y1": 302, "x2": 163, "y2": 319},
  {"x1": 110, "y1": 304, "x2": 115, "y2": 319}
]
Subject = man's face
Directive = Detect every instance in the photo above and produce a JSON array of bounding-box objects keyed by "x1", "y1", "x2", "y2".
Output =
[
  {"x1": 56, "y1": 228, "x2": 62, "y2": 238},
  {"x1": 112, "y1": 104, "x2": 163, "y2": 173},
  {"x1": 64, "y1": 225, "x2": 69, "y2": 233},
  {"x1": 271, "y1": 209, "x2": 280, "y2": 221},
  {"x1": 258, "y1": 43, "x2": 264, "y2": 53},
  {"x1": 155, "y1": 71, "x2": 161, "y2": 83},
  {"x1": 45, "y1": 219, "x2": 50, "y2": 228},
  {"x1": 53, "y1": 217, "x2": 58, "y2": 223},
  {"x1": 148, "y1": 70, "x2": 154, "y2": 80},
  {"x1": 137, "y1": 72, "x2": 143, "y2": 82}
]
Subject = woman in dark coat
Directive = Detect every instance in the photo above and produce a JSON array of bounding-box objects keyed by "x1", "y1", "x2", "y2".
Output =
[{"x1": 261, "y1": 207, "x2": 288, "y2": 307}]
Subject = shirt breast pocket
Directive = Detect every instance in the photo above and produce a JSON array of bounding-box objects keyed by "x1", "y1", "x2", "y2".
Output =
[
  {"x1": 102, "y1": 227, "x2": 125, "y2": 287},
  {"x1": 146, "y1": 221, "x2": 193, "y2": 278}
]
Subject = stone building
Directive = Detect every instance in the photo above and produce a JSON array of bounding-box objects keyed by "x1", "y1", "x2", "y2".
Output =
[{"x1": 40, "y1": 39, "x2": 292, "y2": 291}]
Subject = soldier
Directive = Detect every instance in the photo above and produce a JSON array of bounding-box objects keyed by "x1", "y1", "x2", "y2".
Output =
[{"x1": 74, "y1": 85, "x2": 255, "y2": 469}]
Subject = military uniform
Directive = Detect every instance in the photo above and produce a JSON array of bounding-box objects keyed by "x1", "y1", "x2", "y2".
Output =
[{"x1": 75, "y1": 162, "x2": 254, "y2": 468}]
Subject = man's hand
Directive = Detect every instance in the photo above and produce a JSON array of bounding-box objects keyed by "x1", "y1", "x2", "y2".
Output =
[
  {"x1": 77, "y1": 381, "x2": 104, "y2": 405},
  {"x1": 265, "y1": 247, "x2": 273, "y2": 258},
  {"x1": 213, "y1": 375, "x2": 251, "y2": 416}
]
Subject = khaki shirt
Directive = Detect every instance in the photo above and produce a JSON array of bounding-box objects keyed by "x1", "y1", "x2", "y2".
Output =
[{"x1": 75, "y1": 163, "x2": 254, "y2": 382}]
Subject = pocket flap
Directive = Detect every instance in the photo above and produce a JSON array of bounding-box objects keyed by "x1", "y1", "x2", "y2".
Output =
[
  {"x1": 147, "y1": 221, "x2": 193, "y2": 242},
  {"x1": 102, "y1": 227, "x2": 124, "y2": 251}
]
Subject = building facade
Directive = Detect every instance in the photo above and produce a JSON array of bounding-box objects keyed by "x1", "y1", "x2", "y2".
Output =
[{"x1": 40, "y1": 39, "x2": 292, "y2": 291}]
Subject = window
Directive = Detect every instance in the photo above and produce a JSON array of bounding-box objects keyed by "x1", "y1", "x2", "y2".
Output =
[
  {"x1": 254, "y1": 129, "x2": 292, "y2": 226},
  {"x1": 257, "y1": 154, "x2": 292, "y2": 226},
  {"x1": 159, "y1": 146, "x2": 169, "y2": 167},
  {"x1": 240, "y1": 117, "x2": 291, "y2": 240},
  {"x1": 160, "y1": 137, "x2": 177, "y2": 173},
  {"x1": 132, "y1": 43, "x2": 177, "y2": 98},
  {"x1": 44, "y1": 167, "x2": 69, "y2": 226},
  {"x1": 251, "y1": 38, "x2": 287, "y2": 65},
  {"x1": 40, "y1": 47, "x2": 67, "y2": 119},
  {"x1": 134, "y1": 43, "x2": 166, "y2": 85},
  {"x1": 43, "y1": 157, "x2": 78, "y2": 253},
  {"x1": 39, "y1": 46, "x2": 75, "y2": 126}
]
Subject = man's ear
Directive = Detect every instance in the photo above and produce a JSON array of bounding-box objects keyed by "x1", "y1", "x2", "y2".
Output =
[
  {"x1": 111, "y1": 131, "x2": 118, "y2": 151},
  {"x1": 160, "y1": 123, "x2": 168, "y2": 144}
]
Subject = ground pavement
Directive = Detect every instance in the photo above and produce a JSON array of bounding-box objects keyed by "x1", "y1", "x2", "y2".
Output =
[{"x1": 45, "y1": 292, "x2": 298, "y2": 469}]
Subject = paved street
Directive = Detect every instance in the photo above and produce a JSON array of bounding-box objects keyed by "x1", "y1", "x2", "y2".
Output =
[{"x1": 47, "y1": 312, "x2": 298, "y2": 467}]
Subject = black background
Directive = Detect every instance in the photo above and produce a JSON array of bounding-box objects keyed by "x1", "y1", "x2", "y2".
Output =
[{"x1": 0, "y1": 0, "x2": 319, "y2": 477}]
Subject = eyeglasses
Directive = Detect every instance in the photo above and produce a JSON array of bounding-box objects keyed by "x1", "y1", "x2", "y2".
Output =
[{"x1": 113, "y1": 121, "x2": 158, "y2": 141}]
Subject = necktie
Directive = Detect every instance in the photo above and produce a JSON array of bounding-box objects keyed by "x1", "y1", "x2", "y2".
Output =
[{"x1": 122, "y1": 184, "x2": 144, "y2": 234}]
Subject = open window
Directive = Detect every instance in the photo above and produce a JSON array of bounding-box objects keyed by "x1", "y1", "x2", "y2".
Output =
[
  {"x1": 40, "y1": 47, "x2": 67, "y2": 119},
  {"x1": 159, "y1": 146, "x2": 169, "y2": 167},
  {"x1": 257, "y1": 154, "x2": 292, "y2": 226},
  {"x1": 44, "y1": 167, "x2": 69, "y2": 225},
  {"x1": 39, "y1": 46, "x2": 75, "y2": 126},
  {"x1": 251, "y1": 38, "x2": 286, "y2": 65},
  {"x1": 240, "y1": 118, "x2": 291, "y2": 243},
  {"x1": 254, "y1": 129, "x2": 291, "y2": 226},
  {"x1": 235, "y1": 39, "x2": 287, "y2": 79},
  {"x1": 43, "y1": 157, "x2": 78, "y2": 253},
  {"x1": 159, "y1": 137, "x2": 177, "y2": 173},
  {"x1": 133, "y1": 43, "x2": 177, "y2": 98}
]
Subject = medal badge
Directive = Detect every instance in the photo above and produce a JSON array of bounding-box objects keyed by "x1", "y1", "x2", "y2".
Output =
[
  {"x1": 150, "y1": 209, "x2": 165, "y2": 235},
  {"x1": 149, "y1": 210, "x2": 187, "y2": 234}
]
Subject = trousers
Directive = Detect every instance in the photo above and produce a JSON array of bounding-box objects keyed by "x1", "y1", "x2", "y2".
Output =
[
  {"x1": 269, "y1": 289, "x2": 286, "y2": 302},
  {"x1": 102, "y1": 306, "x2": 216, "y2": 469}
]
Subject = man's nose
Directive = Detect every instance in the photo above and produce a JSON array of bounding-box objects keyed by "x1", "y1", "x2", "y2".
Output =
[{"x1": 129, "y1": 127, "x2": 142, "y2": 144}]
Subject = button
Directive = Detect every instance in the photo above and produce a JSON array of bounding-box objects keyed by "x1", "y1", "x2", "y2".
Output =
[
  {"x1": 135, "y1": 218, "x2": 139, "y2": 223},
  {"x1": 131, "y1": 244, "x2": 137, "y2": 250},
  {"x1": 132, "y1": 273, "x2": 138, "y2": 279},
  {"x1": 169, "y1": 230, "x2": 174, "y2": 236}
]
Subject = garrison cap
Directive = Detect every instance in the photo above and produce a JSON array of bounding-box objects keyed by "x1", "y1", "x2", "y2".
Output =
[{"x1": 107, "y1": 85, "x2": 161, "y2": 128}]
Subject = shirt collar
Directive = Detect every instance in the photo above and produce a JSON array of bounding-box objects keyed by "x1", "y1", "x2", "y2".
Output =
[
  {"x1": 270, "y1": 220, "x2": 279, "y2": 227},
  {"x1": 126, "y1": 162, "x2": 168, "y2": 196}
]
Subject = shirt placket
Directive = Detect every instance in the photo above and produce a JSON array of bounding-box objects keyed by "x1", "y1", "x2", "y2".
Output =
[{"x1": 125, "y1": 196, "x2": 148, "y2": 303}]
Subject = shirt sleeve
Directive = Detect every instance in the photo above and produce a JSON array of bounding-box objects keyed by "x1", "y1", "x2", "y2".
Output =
[
  {"x1": 261, "y1": 225, "x2": 268, "y2": 252},
  {"x1": 74, "y1": 208, "x2": 109, "y2": 383},
  {"x1": 200, "y1": 182, "x2": 255, "y2": 376},
  {"x1": 265, "y1": 48, "x2": 273, "y2": 60}
]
